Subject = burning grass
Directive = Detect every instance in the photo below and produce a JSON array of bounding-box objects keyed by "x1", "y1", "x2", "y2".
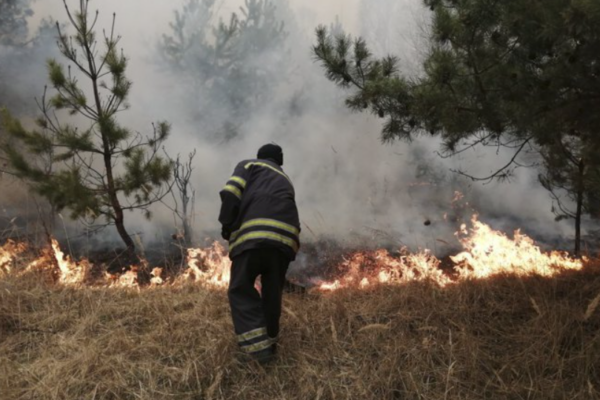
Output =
[
  {"x1": 1, "y1": 263, "x2": 600, "y2": 399},
  {"x1": 1, "y1": 216, "x2": 600, "y2": 399}
]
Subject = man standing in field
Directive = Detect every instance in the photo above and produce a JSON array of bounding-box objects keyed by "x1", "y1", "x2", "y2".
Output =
[{"x1": 219, "y1": 144, "x2": 300, "y2": 363}]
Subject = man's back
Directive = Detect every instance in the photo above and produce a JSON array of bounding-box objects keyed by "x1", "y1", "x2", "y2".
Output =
[{"x1": 219, "y1": 157, "x2": 300, "y2": 260}]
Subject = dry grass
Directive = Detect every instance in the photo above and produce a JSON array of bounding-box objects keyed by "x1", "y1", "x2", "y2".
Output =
[{"x1": 1, "y1": 264, "x2": 600, "y2": 400}]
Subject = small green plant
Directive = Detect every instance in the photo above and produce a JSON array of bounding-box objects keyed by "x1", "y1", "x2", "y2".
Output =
[{"x1": 1, "y1": 0, "x2": 173, "y2": 254}]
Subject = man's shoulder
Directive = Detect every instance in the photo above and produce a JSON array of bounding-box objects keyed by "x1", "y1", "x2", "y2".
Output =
[
  {"x1": 235, "y1": 159, "x2": 257, "y2": 169},
  {"x1": 238, "y1": 159, "x2": 282, "y2": 169}
]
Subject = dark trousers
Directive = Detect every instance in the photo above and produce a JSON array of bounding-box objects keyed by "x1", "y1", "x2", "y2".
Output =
[{"x1": 228, "y1": 248, "x2": 290, "y2": 353}]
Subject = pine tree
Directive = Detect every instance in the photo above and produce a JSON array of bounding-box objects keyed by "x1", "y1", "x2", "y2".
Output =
[
  {"x1": 539, "y1": 137, "x2": 600, "y2": 255},
  {"x1": 1, "y1": 0, "x2": 173, "y2": 254},
  {"x1": 313, "y1": 0, "x2": 600, "y2": 255},
  {"x1": 0, "y1": 0, "x2": 33, "y2": 46},
  {"x1": 160, "y1": 0, "x2": 289, "y2": 141}
]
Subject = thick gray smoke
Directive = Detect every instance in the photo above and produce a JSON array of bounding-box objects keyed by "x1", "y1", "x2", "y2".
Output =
[{"x1": 4, "y1": 0, "x2": 582, "y2": 254}]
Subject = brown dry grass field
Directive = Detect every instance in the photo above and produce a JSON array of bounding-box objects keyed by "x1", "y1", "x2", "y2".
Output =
[{"x1": 1, "y1": 263, "x2": 600, "y2": 400}]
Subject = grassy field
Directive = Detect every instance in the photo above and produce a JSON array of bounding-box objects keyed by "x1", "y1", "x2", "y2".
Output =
[{"x1": 1, "y1": 262, "x2": 600, "y2": 400}]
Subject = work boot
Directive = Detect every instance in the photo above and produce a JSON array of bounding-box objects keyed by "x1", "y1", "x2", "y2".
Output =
[
  {"x1": 269, "y1": 336, "x2": 278, "y2": 355},
  {"x1": 252, "y1": 347, "x2": 275, "y2": 365}
]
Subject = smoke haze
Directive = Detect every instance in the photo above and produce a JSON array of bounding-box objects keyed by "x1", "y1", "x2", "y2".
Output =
[{"x1": 2, "y1": 0, "x2": 584, "y2": 254}]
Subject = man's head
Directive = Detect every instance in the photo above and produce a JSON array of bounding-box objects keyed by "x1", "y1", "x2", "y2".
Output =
[{"x1": 257, "y1": 143, "x2": 283, "y2": 166}]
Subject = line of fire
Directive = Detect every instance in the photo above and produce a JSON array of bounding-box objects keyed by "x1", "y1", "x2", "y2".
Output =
[{"x1": 0, "y1": 192, "x2": 592, "y2": 290}]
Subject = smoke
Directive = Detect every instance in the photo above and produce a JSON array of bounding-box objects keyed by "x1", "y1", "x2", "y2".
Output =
[
  {"x1": 0, "y1": 5, "x2": 56, "y2": 116},
  {"x1": 3, "y1": 0, "x2": 584, "y2": 253}
]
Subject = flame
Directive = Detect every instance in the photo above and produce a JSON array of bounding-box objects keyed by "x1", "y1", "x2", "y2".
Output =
[
  {"x1": 105, "y1": 267, "x2": 140, "y2": 288},
  {"x1": 0, "y1": 237, "x2": 232, "y2": 288},
  {"x1": 0, "y1": 214, "x2": 588, "y2": 291},
  {"x1": 3, "y1": 238, "x2": 141, "y2": 288},
  {"x1": 316, "y1": 248, "x2": 452, "y2": 291},
  {"x1": 316, "y1": 215, "x2": 584, "y2": 290},
  {"x1": 150, "y1": 267, "x2": 164, "y2": 286},
  {"x1": 178, "y1": 241, "x2": 231, "y2": 287},
  {"x1": 50, "y1": 238, "x2": 92, "y2": 285},
  {"x1": 0, "y1": 240, "x2": 28, "y2": 276},
  {"x1": 452, "y1": 215, "x2": 584, "y2": 279}
]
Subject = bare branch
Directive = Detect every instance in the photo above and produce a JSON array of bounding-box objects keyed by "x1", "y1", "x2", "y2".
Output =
[{"x1": 450, "y1": 137, "x2": 533, "y2": 183}]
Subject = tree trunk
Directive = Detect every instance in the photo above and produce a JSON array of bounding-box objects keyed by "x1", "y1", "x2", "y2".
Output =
[
  {"x1": 82, "y1": 23, "x2": 136, "y2": 256},
  {"x1": 574, "y1": 158, "x2": 585, "y2": 256},
  {"x1": 102, "y1": 142, "x2": 135, "y2": 255},
  {"x1": 114, "y1": 202, "x2": 135, "y2": 252},
  {"x1": 178, "y1": 170, "x2": 193, "y2": 245},
  {"x1": 100, "y1": 115, "x2": 135, "y2": 254},
  {"x1": 183, "y1": 220, "x2": 191, "y2": 245}
]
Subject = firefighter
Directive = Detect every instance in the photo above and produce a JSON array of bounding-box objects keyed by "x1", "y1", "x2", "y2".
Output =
[{"x1": 219, "y1": 144, "x2": 300, "y2": 363}]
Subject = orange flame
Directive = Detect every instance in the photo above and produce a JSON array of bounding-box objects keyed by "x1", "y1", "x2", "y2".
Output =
[
  {"x1": 0, "y1": 240, "x2": 28, "y2": 276},
  {"x1": 0, "y1": 214, "x2": 588, "y2": 290},
  {"x1": 178, "y1": 241, "x2": 231, "y2": 287},
  {"x1": 49, "y1": 238, "x2": 91, "y2": 285},
  {"x1": 105, "y1": 267, "x2": 140, "y2": 288},
  {"x1": 317, "y1": 249, "x2": 452, "y2": 291},
  {"x1": 316, "y1": 215, "x2": 584, "y2": 290},
  {"x1": 452, "y1": 215, "x2": 583, "y2": 279}
]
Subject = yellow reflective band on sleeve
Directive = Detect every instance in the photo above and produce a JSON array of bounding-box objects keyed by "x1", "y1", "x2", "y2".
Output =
[
  {"x1": 230, "y1": 218, "x2": 299, "y2": 242},
  {"x1": 229, "y1": 176, "x2": 247, "y2": 189},
  {"x1": 223, "y1": 184, "x2": 242, "y2": 199},
  {"x1": 230, "y1": 231, "x2": 299, "y2": 253},
  {"x1": 240, "y1": 338, "x2": 274, "y2": 354},
  {"x1": 244, "y1": 162, "x2": 292, "y2": 184},
  {"x1": 237, "y1": 327, "x2": 267, "y2": 343}
]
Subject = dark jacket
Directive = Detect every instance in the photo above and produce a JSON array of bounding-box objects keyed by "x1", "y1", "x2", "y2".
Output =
[{"x1": 219, "y1": 158, "x2": 300, "y2": 260}]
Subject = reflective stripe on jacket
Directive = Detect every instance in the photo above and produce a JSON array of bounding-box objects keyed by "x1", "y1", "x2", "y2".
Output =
[{"x1": 219, "y1": 159, "x2": 300, "y2": 260}]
